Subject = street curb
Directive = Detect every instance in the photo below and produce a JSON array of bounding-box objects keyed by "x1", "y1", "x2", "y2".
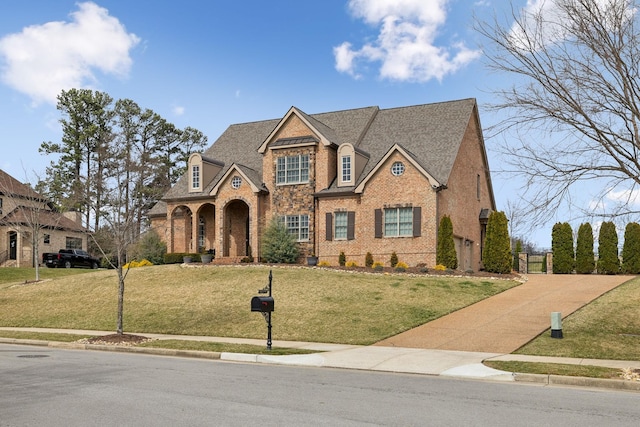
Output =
[
  {"x1": 513, "y1": 372, "x2": 640, "y2": 391},
  {"x1": 2, "y1": 337, "x2": 639, "y2": 391}
]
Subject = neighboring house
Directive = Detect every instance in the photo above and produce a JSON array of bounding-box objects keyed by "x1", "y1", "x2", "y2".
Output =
[
  {"x1": 0, "y1": 169, "x2": 88, "y2": 267},
  {"x1": 149, "y1": 98, "x2": 496, "y2": 271}
]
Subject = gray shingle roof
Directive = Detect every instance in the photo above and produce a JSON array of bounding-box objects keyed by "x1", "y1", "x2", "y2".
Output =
[{"x1": 160, "y1": 99, "x2": 478, "y2": 202}]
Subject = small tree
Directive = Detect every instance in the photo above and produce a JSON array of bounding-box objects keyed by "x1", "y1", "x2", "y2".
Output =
[
  {"x1": 339, "y1": 251, "x2": 346, "y2": 266},
  {"x1": 261, "y1": 219, "x2": 299, "y2": 263},
  {"x1": 365, "y1": 252, "x2": 374, "y2": 268},
  {"x1": 482, "y1": 211, "x2": 511, "y2": 274},
  {"x1": 513, "y1": 239, "x2": 523, "y2": 271},
  {"x1": 436, "y1": 215, "x2": 458, "y2": 269},
  {"x1": 597, "y1": 222, "x2": 620, "y2": 275},
  {"x1": 130, "y1": 229, "x2": 166, "y2": 265},
  {"x1": 575, "y1": 223, "x2": 595, "y2": 274},
  {"x1": 551, "y1": 222, "x2": 574, "y2": 274},
  {"x1": 622, "y1": 222, "x2": 640, "y2": 274},
  {"x1": 390, "y1": 251, "x2": 398, "y2": 268}
]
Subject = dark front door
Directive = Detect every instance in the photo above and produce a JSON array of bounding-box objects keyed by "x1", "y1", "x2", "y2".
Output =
[{"x1": 9, "y1": 231, "x2": 17, "y2": 260}]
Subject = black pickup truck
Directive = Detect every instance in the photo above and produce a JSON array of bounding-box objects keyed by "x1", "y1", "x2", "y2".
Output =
[{"x1": 42, "y1": 249, "x2": 100, "y2": 269}]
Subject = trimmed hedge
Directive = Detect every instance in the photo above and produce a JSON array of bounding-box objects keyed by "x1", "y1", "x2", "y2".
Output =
[
  {"x1": 575, "y1": 222, "x2": 595, "y2": 274},
  {"x1": 551, "y1": 222, "x2": 574, "y2": 274}
]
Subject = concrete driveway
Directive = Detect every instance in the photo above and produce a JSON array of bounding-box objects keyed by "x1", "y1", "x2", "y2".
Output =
[{"x1": 375, "y1": 274, "x2": 634, "y2": 353}]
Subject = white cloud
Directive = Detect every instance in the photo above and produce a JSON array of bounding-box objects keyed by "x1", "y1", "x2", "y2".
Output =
[
  {"x1": 173, "y1": 105, "x2": 185, "y2": 116},
  {"x1": 0, "y1": 1, "x2": 140, "y2": 105},
  {"x1": 334, "y1": 0, "x2": 480, "y2": 82}
]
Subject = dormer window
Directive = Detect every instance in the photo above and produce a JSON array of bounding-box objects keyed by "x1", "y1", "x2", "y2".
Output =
[
  {"x1": 192, "y1": 165, "x2": 200, "y2": 190},
  {"x1": 341, "y1": 156, "x2": 352, "y2": 183}
]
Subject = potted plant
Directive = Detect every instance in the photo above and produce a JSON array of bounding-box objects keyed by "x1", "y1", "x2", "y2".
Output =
[{"x1": 200, "y1": 248, "x2": 213, "y2": 264}]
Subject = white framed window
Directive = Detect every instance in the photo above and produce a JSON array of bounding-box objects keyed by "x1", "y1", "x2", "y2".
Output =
[
  {"x1": 279, "y1": 214, "x2": 309, "y2": 241},
  {"x1": 384, "y1": 207, "x2": 413, "y2": 237},
  {"x1": 391, "y1": 161, "x2": 405, "y2": 176},
  {"x1": 192, "y1": 165, "x2": 200, "y2": 189},
  {"x1": 232, "y1": 176, "x2": 242, "y2": 189},
  {"x1": 276, "y1": 154, "x2": 310, "y2": 184},
  {"x1": 334, "y1": 211, "x2": 348, "y2": 239},
  {"x1": 341, "y1": 156, "x2": 351, "y2": 183}
]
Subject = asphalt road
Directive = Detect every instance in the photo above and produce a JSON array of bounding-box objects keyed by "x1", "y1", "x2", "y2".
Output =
[{"x1": 2, "y1": 344, "x2": 639, "y2": 426}]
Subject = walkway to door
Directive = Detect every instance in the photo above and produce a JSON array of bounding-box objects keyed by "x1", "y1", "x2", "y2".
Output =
[{"x1": 375, "y1": 274, "x2": 634, "y2": 353}]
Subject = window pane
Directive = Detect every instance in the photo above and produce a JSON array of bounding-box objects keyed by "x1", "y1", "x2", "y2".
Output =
[
  {"x1": 342, "y1": 156, "x2": 351, "y2": 182},
  {"x1": 192, "y1": 165, "x2": 200, "y2": 188},
  {"x1": 286, "y1": 156, "x2": 300, "y2": 183},
  {"x1": 384, "y1": 208, "x2": 398, "y2": 236},
  {"x1": 335, "y1": 212, "x2": 347, "y2": 239},
  {"x1": 300, "y1": 155, "x2": 309, "y2": 182},
  {"x1": 300, "y1": 215, "x2": 309, "y2": 241},
  {"x1": 277, "y1": 158, "x2": 286, "y2": 184},
  {"x1": 399, "y1": 208, "x2": 413, "y2": 236}
]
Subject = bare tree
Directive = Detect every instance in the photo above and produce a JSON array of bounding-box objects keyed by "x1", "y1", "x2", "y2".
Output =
[{"x1": 476, "y1": 0, "x2": 640, "y2": 224}]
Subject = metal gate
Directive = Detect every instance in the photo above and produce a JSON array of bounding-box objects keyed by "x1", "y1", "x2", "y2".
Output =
[{"x1": 527, "y1": 253, "x2": 546, "y2": 273}]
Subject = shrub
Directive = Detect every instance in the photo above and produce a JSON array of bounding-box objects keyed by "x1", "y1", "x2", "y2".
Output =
[
  {"x1": 622, "y1": 222, "x2": 640, "y2": 274},
  {"x1": 575, "y1": 223, "x2": 595, "y2": 274},
  {"x1": 318, "y1": 261, "x2": 330, "y2": 267},
  {"x1": 395, "y1": 261, "x2": 408, "y2": 272},
  {"x1": 261, "y1": 219, "x2": 299, "y2": 263},
  {"x1": 436, "y1": 215, "x2": 458, "y2": 269},
  {"x1": 552, "y1": 222, "x2": 574, "y2": 274},
  {"x1": 365, "y1": 252, "x2": 374, "y2": 268},
  {"x1": 434, "y1": 264, "x2": 447, "y2": 271},
  {"x1": 339, "y1": 251, "x2": 346, "y2": 266},
  {"x1": 123, "y1": 259, "x2": 154, "y2": 269},
  {"x1": 372, "y1": 261, "x2": 384, "y2": 271},
  {"x1": 130, "y1": 230, "x2": 166, "y2": 265},
  {"x1": 390, "y1": 251, "x2": 398, "y2": 268},
  {"x1": 482, "y1": 211, "x2": 512, "y2": 274},
  {"x1": 163, "y1": 253, "x2": 200, "y2": 264},
  {"x1": 345, "y1": 260, "x2": 358, "y2": 268},
  {"x1": 597, "y1": 221, "x2": 620, "y2": 274}
]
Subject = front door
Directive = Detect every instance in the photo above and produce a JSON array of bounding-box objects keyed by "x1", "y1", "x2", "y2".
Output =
[{"x1": 9, "y1": 231, "x2": 17, "y2": 260}]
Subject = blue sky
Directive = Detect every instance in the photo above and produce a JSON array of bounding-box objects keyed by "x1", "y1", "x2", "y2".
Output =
[{"x1": 0, "y1": 0, "x2": 559, "y2": 247}]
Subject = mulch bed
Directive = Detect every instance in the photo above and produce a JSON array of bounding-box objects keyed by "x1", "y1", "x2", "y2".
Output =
[{"x1": 82, "y1": 333, "x2": 152, "y2": 346}]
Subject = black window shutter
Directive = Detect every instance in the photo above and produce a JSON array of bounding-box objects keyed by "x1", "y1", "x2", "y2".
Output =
[
  {"x1": 374, "y1": 209, "x2": 382, "y2": 238},
  {"x1": 347, "y1": 211, "x2": 355, "y2": 240},
  {"x1": 413, "y1": 206, "x2": 422, "y2": 237},
  {"x1": 326, "y1": 212, "x2": 333, "y2": 241}
]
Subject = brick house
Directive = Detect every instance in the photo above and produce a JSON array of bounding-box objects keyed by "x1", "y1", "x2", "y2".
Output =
[
  {"x1": 0, "y1": 169, "x2": 88, "y2": 267},
  {"x1": 149, "y1": 98, "x2": 496, "y2": 271}
]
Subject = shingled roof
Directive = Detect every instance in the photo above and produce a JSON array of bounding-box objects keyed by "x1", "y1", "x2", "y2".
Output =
[{"x1": 161, "y1": 98, "x2": 480, "y2": 201}]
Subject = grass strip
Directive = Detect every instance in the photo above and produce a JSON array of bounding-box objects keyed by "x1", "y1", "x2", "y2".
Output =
[{"x1": 484, "y1": 360, "x2": 623, "y2": 379}]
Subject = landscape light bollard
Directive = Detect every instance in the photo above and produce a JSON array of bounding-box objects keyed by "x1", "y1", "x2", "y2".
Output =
[{"x1": 551, "y1": 312, "x2": 563, "y2": 339}]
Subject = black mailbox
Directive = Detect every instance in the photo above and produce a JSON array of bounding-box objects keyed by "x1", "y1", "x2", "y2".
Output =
[{"x1": 251, "y1": 296, "x2": 274, "y2": 312}]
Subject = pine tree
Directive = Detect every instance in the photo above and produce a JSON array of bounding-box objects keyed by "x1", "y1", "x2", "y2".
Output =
[
  {"x1": 513, "y1": 239, "x2": 523, "y2": 271},
  {"x1": 436, "y1": 215, "x2": 458, "y2": 269},
  {"x1": 551, "y1": 222, "x2": 574, "y2": 274},
  {"x1": 597, "y1": 221, "x2": 620, "y2": 274},
  {"x1": 622, "y1": 222, "x2": 640, "y2": 274},
  {"x1": 482, "y1": 211, "x2": 512, "y2": 274},
  {"x1": 575, "y1": 223, "x2": 595, "y2": 274},
  {"x1": 261, "y1": 219, "x2": 299, "y2": 263}
]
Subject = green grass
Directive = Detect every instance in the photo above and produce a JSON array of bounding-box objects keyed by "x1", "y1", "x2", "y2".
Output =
[
  {"x1": 0, "y1": 330, "x2": 92, "y2": 342},
  {"x1": 0, "y1": 266, "x2": 92, "y2": 285},
  {"x1": 514, "y1": 276, "x2": 640, "y2": 361},
  {"x1": 139, "y1": 339, "x2": 317, "y2": 355},
  {"x1": 484, "y1": 360, "x2": 622, "y2": 379},
  {"x1": 0, "y1": 264, "x2": 518, "y2": 345}
]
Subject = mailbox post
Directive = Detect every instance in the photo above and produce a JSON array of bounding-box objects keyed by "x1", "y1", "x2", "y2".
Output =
[{"x1": 251, "y1": 270, "x2": 274, "y2": 350}]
